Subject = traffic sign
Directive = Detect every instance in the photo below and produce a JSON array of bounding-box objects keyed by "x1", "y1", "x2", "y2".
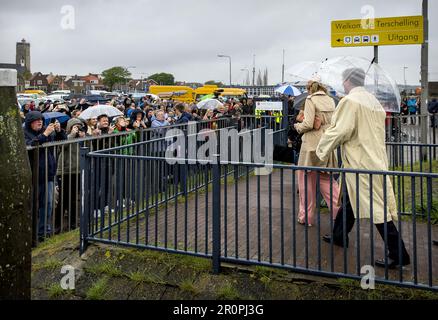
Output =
[{"x1": 331, "y1": 15, "x2": 423, "y2": 47}]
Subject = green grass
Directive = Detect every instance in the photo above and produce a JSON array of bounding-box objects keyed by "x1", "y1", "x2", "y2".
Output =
[
  {"x1": 216, "y1": 282, "x2": 240, "y2": 300},
  {"x1": 179, "y1": 279, "x2": 199, "y2": 295},
  {"x1": 85, "y1": 261, "x2": 124, "y2": 277},
  {"x1": 32, "y1": 259, "x2": 64, "y2": 272},
  {"x1": 32, "y1": 230, "x2": 79, "y2": 256},
  {"x1": 86, "y1": 277, "x2": 109, "y2": 300},
  {"x1": 127, "y1": 270, "x2": 166, "y2": 285},
  {"x1": 390, "y1": 159, "x2": 438, "y2": 224},
  {"x1": 47, "y1": 283, "x2": 66, "y2": 299}
]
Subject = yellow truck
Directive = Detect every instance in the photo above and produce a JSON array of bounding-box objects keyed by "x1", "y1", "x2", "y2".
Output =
[
  {"x1": 148, "y1": 85, "x2": 248, "y2": 103},
  {"x1": 24, "y1": 89, "x2": 47, "y2": 96},
  {"x1": 148, "y1": 85, "x2": 195, "y2": 103},
  {"x1": 194, "y1": 85, "x2": 247, "y2": 101}
]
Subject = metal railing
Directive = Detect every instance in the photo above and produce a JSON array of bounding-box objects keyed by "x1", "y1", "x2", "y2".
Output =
[
  {"x1": 79, "y1": 128, "x2": 438, "y2": 291},
  {"x1": 27, "y1": 118, "x2": 231, "y2": 244},
  {"x1": 28, "y1": 114, "x2": 437, "y2": 246}
]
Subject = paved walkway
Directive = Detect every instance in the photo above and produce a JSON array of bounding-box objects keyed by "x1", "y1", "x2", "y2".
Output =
[{"x1": 92, "y1": 168, "x2": 438, "y2": 288}]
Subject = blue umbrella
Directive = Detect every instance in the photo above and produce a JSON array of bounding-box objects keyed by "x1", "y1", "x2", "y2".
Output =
[
  {"x1": 275, "y1": 84, "x2": 301, "y2": 96},
  {"x1": 43, "y1": 112, "x2": 70, "y2": 126}
]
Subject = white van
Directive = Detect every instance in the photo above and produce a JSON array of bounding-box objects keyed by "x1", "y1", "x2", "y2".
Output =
[{"x1": 51, "y1": 90, "x2": 71, "y2": 95}]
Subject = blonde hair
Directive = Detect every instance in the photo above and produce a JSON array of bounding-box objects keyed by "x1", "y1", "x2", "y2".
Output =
[{"x1": 308, "y1": 81, "x2": 328, "y2": 95}]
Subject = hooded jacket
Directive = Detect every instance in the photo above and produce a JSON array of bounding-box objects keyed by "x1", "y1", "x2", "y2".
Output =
[
  {"x1": 56, "y1": 118, "x2": 86, "y2": 175},
  {"x1": 175, "y1": 111, "x2": 192, "y2": 124},
  {"x1": 24, "y1": 111, "x2": 67, "y2": 183},
  {"x1": 128, "y1": 109, "x2": 146, "y2": 129}
]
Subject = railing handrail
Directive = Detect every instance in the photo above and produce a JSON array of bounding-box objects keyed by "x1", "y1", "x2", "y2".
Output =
[{"x1": 25, "y1": 117, "x2": 229, "y2": 150}]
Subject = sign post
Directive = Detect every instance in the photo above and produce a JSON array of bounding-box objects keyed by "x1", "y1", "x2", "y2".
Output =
[{"x1": 421, "y1": 0, "x2": 429, "y2": 156}]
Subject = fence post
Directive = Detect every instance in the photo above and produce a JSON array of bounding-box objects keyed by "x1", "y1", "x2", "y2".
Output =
[
  {"x1": 0, "y1": 68, "x2": 32, "y2": 299},
  {"x1": 79, "y1": 147, "x2": 90, "y2": 255},
  {"x1": 212, "y1": 155, "x2": 221, "y2": 274}
]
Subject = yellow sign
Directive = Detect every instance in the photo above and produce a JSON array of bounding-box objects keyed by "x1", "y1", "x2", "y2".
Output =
[{"x1": 331, "y1": 15, "x2": 423, "y2": 47}]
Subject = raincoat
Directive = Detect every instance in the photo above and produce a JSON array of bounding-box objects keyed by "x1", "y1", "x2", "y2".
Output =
[{"x1": 316, "y1": 87, "x2": 397, "y2": 224}]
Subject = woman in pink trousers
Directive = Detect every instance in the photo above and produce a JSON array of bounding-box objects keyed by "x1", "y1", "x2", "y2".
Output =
[{"x1": 294, "y1": 81, "x2": 340, "y2": 226}]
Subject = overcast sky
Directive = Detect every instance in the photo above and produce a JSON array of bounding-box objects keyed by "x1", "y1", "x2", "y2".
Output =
[{"x1": 0, "y1": 0, "x2": 436, "y2": 86}]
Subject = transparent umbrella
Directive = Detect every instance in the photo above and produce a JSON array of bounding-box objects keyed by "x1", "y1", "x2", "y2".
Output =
[
  {"x1": 197, "y1": 98, "x2": 224, "y2": 110},
  {"x1": 318, "y1": 56, "x2": 401, "y2": 113},
  {"x1": 286, "y1": 60, "x2": 324, "y2": 83},
  {"x1": 79, "y1": 104, "x2": 123, "y2": 120}
]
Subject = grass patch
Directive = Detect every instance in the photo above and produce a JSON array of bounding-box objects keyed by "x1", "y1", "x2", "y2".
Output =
[
  {"x1": 85, "y1": 261, "x2": 124, "y2": 277},
  {"x1": 127, "y1": 270, "x2": 166, "y2": 285},
  {"x1": 178, "y1": 255, "x2": 210, "y2": 272},
  {"x1": 179, "y1": 279, "x2": 200, "y2": 295},
  {"x1": 216, "y1": 282, "x2": 240, "y2": 300},
  {"x1": 32, "y1": 259, "x2": 64, "y2": 272},
  {"x1": 253, "y1": 265, "x2": 288, "y2": 279},
  {"x1": 390, "y1": 160, "x2": 438, "y2": 224},
  {"x1": 47, "y1": 283, "x2": 72, "y2": 299},
  {"x1": 86, "y1": 277, "x2": 109, "y2": 300},
  {"x1": 32, "y1": 229, "x2": 79, "y2": 256}
]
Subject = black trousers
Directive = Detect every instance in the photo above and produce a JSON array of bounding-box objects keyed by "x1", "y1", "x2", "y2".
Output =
[{"x1": 332, "y1": 191, "x2": 410, "y2": 264}]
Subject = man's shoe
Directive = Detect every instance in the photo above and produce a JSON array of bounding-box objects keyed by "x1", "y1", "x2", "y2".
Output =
[
  {"x1": 433, "y1": 240, "x2": 438, "y2": 246},
  {"x1": 322, "y1": 235, "x2": 348, "y2": 248},
  {"x1": 375, "y1": 258, "x2": 410, "y2": 270}
]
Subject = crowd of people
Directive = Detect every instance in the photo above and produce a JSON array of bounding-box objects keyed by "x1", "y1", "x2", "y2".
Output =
[
  {"x1": 23, "y1": 87, "x2": 438, "y2": 255},
  {"x1": 22, "y1": 92, "x2": 261, "y2": 240}
]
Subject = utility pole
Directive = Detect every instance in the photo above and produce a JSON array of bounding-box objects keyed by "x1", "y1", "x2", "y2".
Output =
[
  {"x1": 217, "y1": 55, "x2": 232, "y2": 86},
  {"x1": 420, "y1": 0, "x2": 429, "y2": 149},
  {"x1": 0, "y1": 69, "x2": 32, "y2": 299},
  {"x1": 282, "y1": 49, "x2": 285, "y2": 83},
  {"x1": 403, "y1": 66, "x2": 408, "y2": 92},
  {"x1": 252, "y1": 54, "x2": 256, "y2": 86},
  {"x1": 241, "y1": 68, "x2": 250, "y2": 86}
]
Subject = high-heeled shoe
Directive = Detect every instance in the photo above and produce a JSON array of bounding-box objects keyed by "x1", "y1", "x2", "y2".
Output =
[{"x1": 297, "y1": 218, "x2": 312, "y2": 227}]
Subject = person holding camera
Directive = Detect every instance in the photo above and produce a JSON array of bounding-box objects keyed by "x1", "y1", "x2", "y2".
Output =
[
  {"x1": 128, "y1": 109, "x2": 148, "y2": 130},
  {"x1": 55, "y1": 118, "x2": 87, "y2": 232},
  {"x1": 24, "y1": 111, "x2": 67, "y2": 240}
]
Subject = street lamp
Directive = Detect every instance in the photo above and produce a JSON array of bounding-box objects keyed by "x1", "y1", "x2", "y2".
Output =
[
  {"x1": 241, "y1": 68, "x2": 249, "y2": 85},
  {"x1": 126, "y1": 66, "x2": 136, "y2": 93},
  {"x1": 403, "y1": 66, "x2": 408, "y2": 92},
  {"x1": 218, "y1": 54, "x2": 231, "y2": 86}
]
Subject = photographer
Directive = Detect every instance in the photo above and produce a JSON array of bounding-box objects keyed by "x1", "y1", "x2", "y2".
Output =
[
  {"x1": 24, "y1": 111, "x2": 67, "y2": 240},
  {"x1": 129, "y1": 109, "x2": 148, "y2": 130},
  {"x1": 66, "y1": 118, "x2": 87, "y2": 139},
  {"x1": 55, "y1": 118, "x2": 87, "y2": 232}
]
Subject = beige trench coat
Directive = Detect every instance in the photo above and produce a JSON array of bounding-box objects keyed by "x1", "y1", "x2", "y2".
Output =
[
  {"x1": 294, "y1": 91, "x2": 338, "y2": 168},
  {"x1": 316, "y1": 87, "x2": 397, "y2": 224}
]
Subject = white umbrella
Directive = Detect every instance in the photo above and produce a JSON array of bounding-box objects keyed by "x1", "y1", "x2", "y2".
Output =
[
  {"x1": 197, "y1": 98, "x2": 224, "y2": 110},
  {"x1": 79, "y1": 104, "x2": 123, "y2": 120}
]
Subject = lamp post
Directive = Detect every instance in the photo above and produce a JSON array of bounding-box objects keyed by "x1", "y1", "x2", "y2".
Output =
[
  {"x1": 403, "y1": 66, "x2": 408, "y2": 93},
  {"x1": 218, "y1": 54, "x2": 231, "y2": 86},
  {"x1": 241, "y1": 68, "x2": 249, "y2": 86},
  {"x1": 125, "y1": 66, "x2": 135, "y2": 93}
]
